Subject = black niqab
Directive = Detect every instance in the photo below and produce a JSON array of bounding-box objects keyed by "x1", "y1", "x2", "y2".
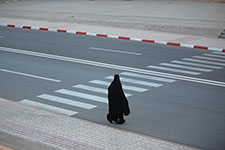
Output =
[{"x1": 108, "y1": 75, "x2": 130, "y2": 119}]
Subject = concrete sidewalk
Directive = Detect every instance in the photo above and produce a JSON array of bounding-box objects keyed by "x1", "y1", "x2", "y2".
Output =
[
  {"x1": 0, "y1": 98, "x2": 200, "y2": 150},
  {"x1": 0, "y1": 0, "x2": 225, "y2": 50}
]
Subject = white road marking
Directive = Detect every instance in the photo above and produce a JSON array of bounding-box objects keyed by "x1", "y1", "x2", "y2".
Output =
[
  {"x1": 55, "y1": 89, "x2": 108, "y2": 103},
  {"x1": 203, "y1": 53, "x2": 225, "y2": 59},
  {"x1": 31, "y1": 26, "x2": 40, "y2": 30},
  {"x1": 212, "y1": 52, "x2": 225, "y2": 55},
  {"x1": 193, "y1": 56, "x2": 225, "y2": 62},
  {"x1": 147, "y1": 66, "x2": 201, "y2": 75},
  {"x1": 130, "y1": 37, "x2": 142, "y2": 42},
  {"x1": 120, "y1": 72, "x2": 176, "y2": 83},
  {"x1": 159, "y1": 63, "x2": 212, "y2": 72},
  {"x1": 89, "y1": 80, "x2": 148, "y2": 92},
  {"x1": 155, "y1": 41, "x2": 167, "y2": 45},
  {"x1": 89, "y1": 47, "x2": 142, "y2": 56},
  {"x1": 73, "y1": 84, "x2": 132, "y2": 97},
  {"x1": 183, "y1": 58, "x2": 225, "y2": 66},
  {"x1": 171, "y1": 60, "x2": 222, "y2": 69},
  {"x1": 37, "y1": 94, "x2": 97, "y2": 109},
  {"x1": 1, "y1": 46, "x2": 225, "y2": 87},
  {"x1": 0, "y1": 69, "x2": 61, "y2": 82},
  {"x1": 105, "y1": 76, "x2": 162, "y2": 87},
  {"x1": 107, "y1": 35, "x2": 118, "y2": 39},
  {"x1": 20, "y1": 99, "x2": 78, "y2": 115},
  {"x1": 0, "y1": 36, "x2": 4, "y2": 38},
  {"x1": 48, "y1": 28, "x2": 57, "y2": 32}
]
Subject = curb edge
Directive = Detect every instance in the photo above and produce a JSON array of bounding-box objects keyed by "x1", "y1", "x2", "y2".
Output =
[{"x1": 1, "y1": 23, "x2": 224, "y2": 53}]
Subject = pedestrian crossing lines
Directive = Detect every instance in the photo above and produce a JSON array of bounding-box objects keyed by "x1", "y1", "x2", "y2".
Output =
[
  {"x1": 19, "y1": 71, "x2": 176, "y2": 116},
  {"x1": 20, "y1": 99, "x2": 78, "y2": 116},
  {"x1": 105, "y1": 76, "x2": 162, "y2": 87},
  {"x1": 55, "y1": 89, "x2": 108, "y2": 103},
  {"x1": 147, "y1": 52, "x2": 225, "y2": 75},
  {"x1": 73, "y1": 84, "x2": 133, "y2": 97},
  {"x1": 89, "y1": 80, "x2": 148, "y2": 92}
]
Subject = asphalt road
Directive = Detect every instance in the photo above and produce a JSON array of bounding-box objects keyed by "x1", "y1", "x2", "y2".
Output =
[{"x1": 0, "y1": 27, "x2": 225, "y2": 150}]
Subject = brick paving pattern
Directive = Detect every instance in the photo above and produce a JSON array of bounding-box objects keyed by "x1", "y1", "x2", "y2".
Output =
[{"x1": 0, "y1": 98, "x2": 200, "y2": 150}]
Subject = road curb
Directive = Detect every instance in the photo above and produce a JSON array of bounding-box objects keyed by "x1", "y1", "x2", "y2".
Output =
[{"x1": 1, "y1": 23, "x2": 225, "y2": 53}]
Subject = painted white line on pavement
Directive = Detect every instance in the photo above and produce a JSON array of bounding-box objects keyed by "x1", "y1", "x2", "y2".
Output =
[
  {"x1": 1, "y1": 46, "x2": 225, "y2": 87},
  {"x1": 55, "y1": 89, "x2": 108, "y2": 103},
  {"x1": 89, "y1": 80, "x2": 148, "y2": 92},
  {"x1": 37, "y1": 94, "x2": 97, "y2": 109},
  {"x1": 73, "y1": 84, "x2": 132, "y2": 97},
  {"x1": 171, "y1": 60, "x2": 222, "y2": 69},
  {"x1": 89, "y1": 47, "x2": 142, "y2": 56},
  {"x1": 183, "y1": 58, "x2": 225, "y2": 66},
  {"x1": 193, "y1": 56, "x2": 225, "y2": 62},
  {"x1": 120, "y1": 72, "x2": 176, "y2": 83},
  {"x1": 159, "y1": 63, "x2": 212, "y2": 72},
  {"x1": 203, "y1": 53, "x2": 225, "y2": 59},
  {"x1": 105, "y1": 76, "x2": 162, "y2": 87},
  {"x1": 0, "y1": 69, "x2": 61, "y2": 82},
  {"x1": 147, "y1": 66, "x2": 201, "y2": 75},
  {"x1": 180, "y1": 44, "x2": 194, "y2": 48},
  {"x1": 107, "y1": 35, "x2": 118, "y2": 39},
  {"x1": 212, "y1": 52, "x2": 225, "y2": 55},
  {"x1": 155, "y1": 41, "x2": 167, "y2": 45},
  {"x1": 20, "y1": 99, "x2": 78, "y2": 115}
]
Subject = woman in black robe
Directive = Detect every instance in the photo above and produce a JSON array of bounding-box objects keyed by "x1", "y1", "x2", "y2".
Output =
[{"x1": 107, "y1": 74, "x2": 130, "y2": 124}]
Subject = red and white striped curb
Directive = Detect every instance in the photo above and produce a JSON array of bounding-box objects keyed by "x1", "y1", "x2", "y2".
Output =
[{"x1": 1, "y1": 23, "x2": 225, "y2": 52}]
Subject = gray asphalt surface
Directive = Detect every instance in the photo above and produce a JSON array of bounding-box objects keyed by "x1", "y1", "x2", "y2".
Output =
[{"x1": 0, "y1": 27, "x2": 225, "y2": 150}]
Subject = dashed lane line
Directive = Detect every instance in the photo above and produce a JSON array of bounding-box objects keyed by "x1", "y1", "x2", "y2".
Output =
[
  {"x1": 1, "y1": 46, "x2": 225, "y2": 87},
  {"x1": 89, "y1": 47, "x2": 142, "y2": 56},
  {"x1": 0, "y1": 69, "x2": 61, "y2": 83}
]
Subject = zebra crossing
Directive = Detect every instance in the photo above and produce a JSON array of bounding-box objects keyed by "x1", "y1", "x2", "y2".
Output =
[
  {"x1": 19, "y1": 51, "x2": 225, "y2": 116},
  {"x1": 19, "y1": 71, "x2": 176, "y2": 116},
  {"x1": 147, "y1": 51, "x2": 225, "y2": 75}
]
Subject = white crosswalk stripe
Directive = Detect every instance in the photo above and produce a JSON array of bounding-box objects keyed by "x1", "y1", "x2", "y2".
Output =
[
  {"x1": 19, "y1": 70, "x2": 181, "y2": 116},
  {"x1": 55, "y1": 89, "x2": 108, "y2": 103},
  {"x1": 171, "y1": 60, "x2": 222, "y2": 69},
  {"x1": 105, "y1": 76, "x2": 162, "y2": 87},
  {"x1": 147, "y1": 65, "x2": 201, "y2": 75},
  {"x1": 120, "y1": 72, "x2": 176, "y2": 83},
  {"x1": 212, "y1": 52, "x2": 225, "y2": 55},
  {"x1": 20, "y1": 99, "x2": 78, "y2": 115},
  {"x1": 193, "y1": 56, "x2": 225, "y2": 62},
  {"x1": 89, "y1": 80, "x2": 148, "y2": 92},
  {"x1": 183, "y1": 58, "x2": 225, "y2": 66},
  {"x1": 203, "y1": 53, "x2": 225, "y2": 59},
  {"x1": 37, "y1": 94, "x2": 97, "y2": 109},
  {"x1": 159, "y1": 63, "x2": 212, "y2": 72},
  {"x1": 73, "y1": 84, "x2": 132, "y2": 97}
]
